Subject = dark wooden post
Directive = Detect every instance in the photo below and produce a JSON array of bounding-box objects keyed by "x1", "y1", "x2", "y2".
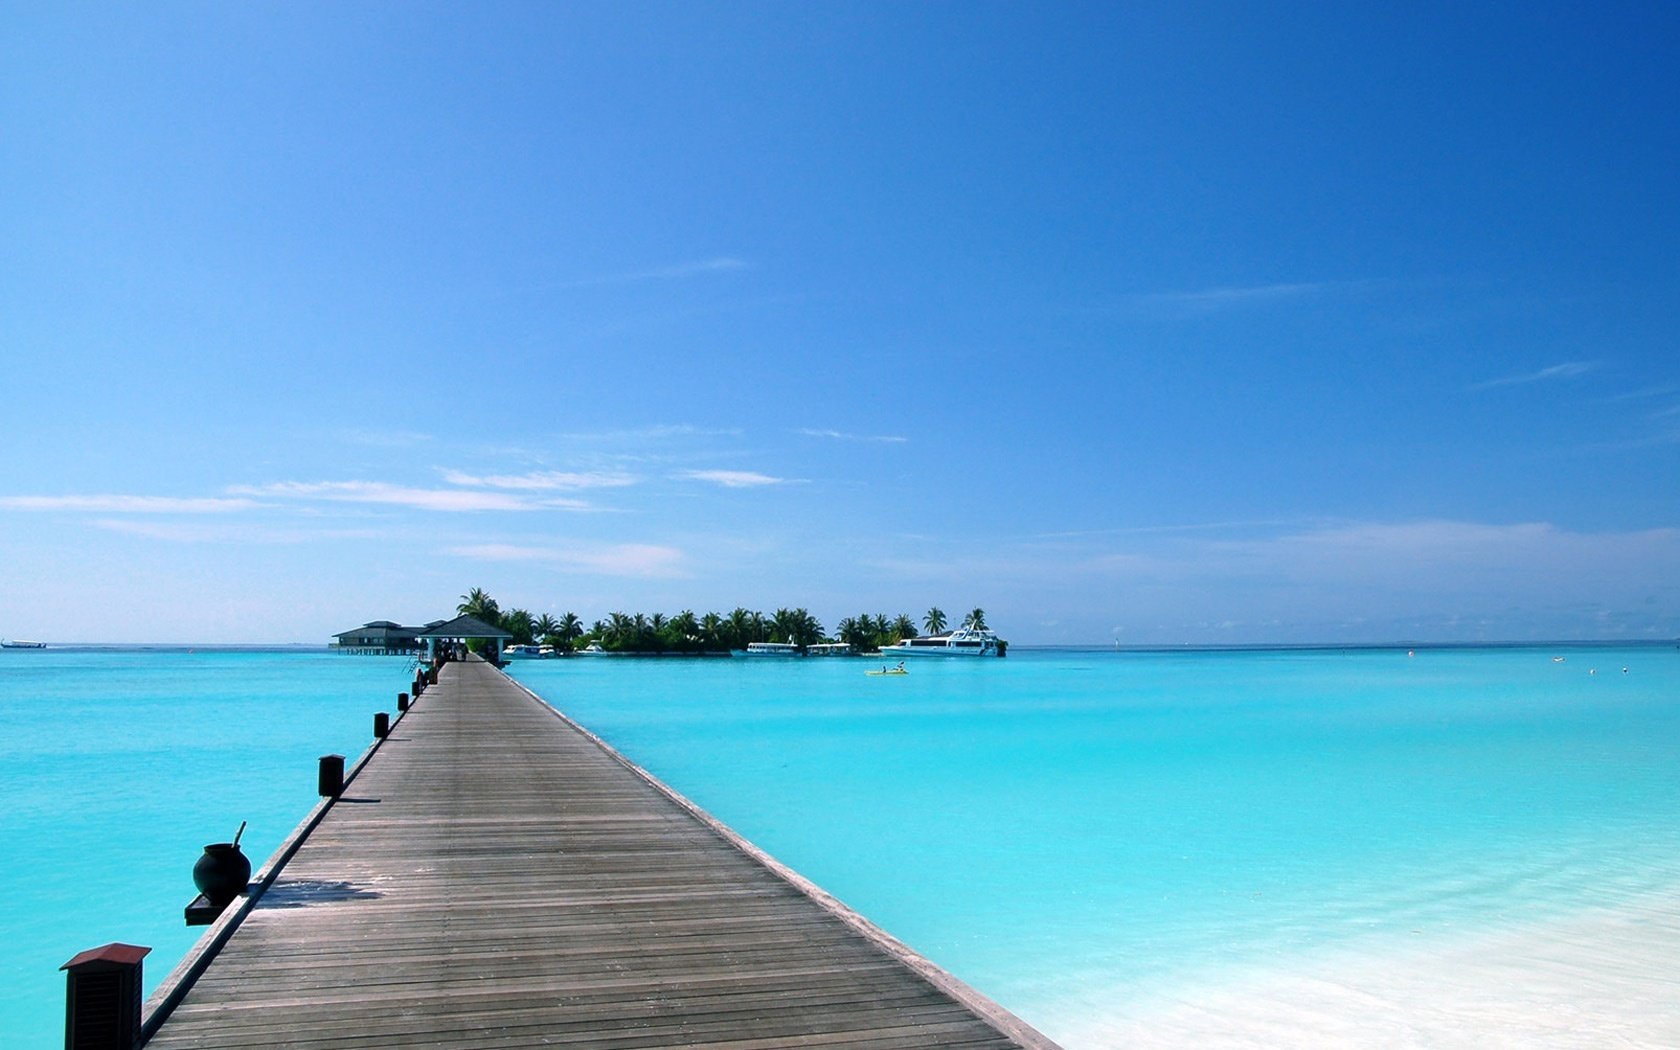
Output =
[
  {"x1": 62, "y1": 943, "x2": 149, "y2": 1050},
  {"x1": 397, "y1": 691, "x2": 409, "y2": 712},
  {"x1": 373, "y1": 712, "x2": 390, "y2": 739},
  {"x1": 318, "y1": 754, "x2": 344, "y2": 798}
]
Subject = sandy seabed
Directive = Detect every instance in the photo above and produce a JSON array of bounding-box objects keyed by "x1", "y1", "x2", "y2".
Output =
[{"x1": 1051, "y1": 886, "x2": 1680, "y2": 1049}]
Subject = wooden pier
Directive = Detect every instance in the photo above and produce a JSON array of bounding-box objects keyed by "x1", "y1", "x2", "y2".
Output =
[{"x1": 140, "y1": 657, "x2": 1058, "y2": 1048}]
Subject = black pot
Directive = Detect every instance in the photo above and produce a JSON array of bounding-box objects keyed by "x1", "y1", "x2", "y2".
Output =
[{"x1": 193, "y1": 843, "x2": 251, "y2": 906}]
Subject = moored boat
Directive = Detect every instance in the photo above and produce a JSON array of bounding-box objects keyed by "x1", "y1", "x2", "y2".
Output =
[
  {"x1": 744, "y1": 642, "x2": 802, "y2": 656},
  {"x1": 2, "y1": 639, "x2": 46, "y2": 649},
  {"x1": 879, "y1": 625, "x2": 1005, "y2": 657}
]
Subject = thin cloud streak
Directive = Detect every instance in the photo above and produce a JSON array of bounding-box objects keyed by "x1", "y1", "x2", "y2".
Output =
[
  {"x1": 447, "y1": 542, "x2": 688, "y2": 578},
  {"x1": 440, "y1": 469, "x2": 637, "y2": 491},
  {"x1": 1595, "y1": 384, "x2": 1680, "y2": 404},
  {"x1": 1472, "y1": 361, "x2": 1599, "y2": 391},
  {"x1": 677, "y1": 470, "x2": 790, "y2": 488},
  {"x1": 798, "y1": 428, "x2": 909, "y2": 444},
  {"x1": 230, "y1": 481, "x2": 590, "y2": 512},
  {"x1": 92, "y1": 519, "x2": 387, "y2": 544},
  {"x1": 1033, "y1": 517, "x2": 1312, "y2": 540},
  {"x1": 1127, "y1": 281, "x2": 1329, "y2": 310},
  {"x1": 0, "y1": 494, "x2": 258, "y2": 514},
  {"x1": 340, "y1": 428, "x2": 432, "y2": 448}
]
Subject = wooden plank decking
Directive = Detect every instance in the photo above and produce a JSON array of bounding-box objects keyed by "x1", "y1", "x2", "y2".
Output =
[{"x1": 143, "y1": 658, "x2": 1058, "y2": 1048}]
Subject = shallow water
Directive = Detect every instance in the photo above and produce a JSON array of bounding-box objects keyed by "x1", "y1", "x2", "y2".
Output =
[
  {"x1": 0, "y1": 648, "x2": 413, "y2": 1047},
  {"x1": 508, "y1": 646, "x2": 1680, "y2": 1044},
  {"x1": 3, "y1": 645, "x2": 1676, "y2": 1046}
]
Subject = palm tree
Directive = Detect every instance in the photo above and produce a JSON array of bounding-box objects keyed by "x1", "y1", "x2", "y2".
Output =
[
  {"x1": 892, "y1": 614, "x2": 916, "y2": 641},
  {"x1": 872, "y1": 614, "x2": 892, "y2": 647},
  {"x1": 964, "y1": 607, "x2": 987, "y2": 631},
  {"x1": 835, "y1": 617, "x2": 861, "y2": 650},
  {"x1": 671, "y1": 610, "x2": 700, "y2": 648},
  {"x1": 728, "y1": 608, "x2": 753, "y2": 650},
  {"x1": 502, "y1": 608, "x2": 536, "y2": 645},
  {"x1": 790, "y1": 608, "x2": 823, "y2": 649},
  {"x1": 534, "y1": 613, "x2": 559, "y2": 642},
  {"x1": 923, "y1": 607, "x2": 947, "y2": 635},
  {"x1": 700, "y1": 612, "x2": 723, "y2": 649},
  {"x1": 557, "y1": 612, "x2": 584, "y2": 650},
  {"x1": 605, "y1": 612, "x2": 632, "y2": 649},
  {"x1": 458, "y1": 587, "x2": 501, "y2": 625}
]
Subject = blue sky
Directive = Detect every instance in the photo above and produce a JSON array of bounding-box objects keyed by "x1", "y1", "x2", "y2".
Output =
[{"x1": 3, "y1": 2, "x2": 1677, "y2": 644}]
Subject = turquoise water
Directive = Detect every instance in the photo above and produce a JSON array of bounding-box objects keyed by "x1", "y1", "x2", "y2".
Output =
[
  {"x1": 3, "y1": 646, "x2": 1677, "y2": 1046},
  {"x1": 0, "y1": 648, "x2": 415, "y2": 1047},
  {"x1": 508, "y1": 646, "x2": 1680, "y2": 1042}
]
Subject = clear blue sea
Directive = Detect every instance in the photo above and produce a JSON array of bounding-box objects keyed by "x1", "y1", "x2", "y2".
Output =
[
  {"x1": 4, "y1": 645, "x2": 1678, "y2": 1046},
  {"x1": 0, "y1": 648, "x2": 416, "y2": 1047}
]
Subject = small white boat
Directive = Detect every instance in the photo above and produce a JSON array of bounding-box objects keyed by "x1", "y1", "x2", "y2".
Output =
[
  {"x1": 744, "y1": 642, "x2": 802, "y2": 656},
  {"x1": 2, "y1": 639, "x2": 46, "y2": 649},
  {"x1": 577, "y1": 642, "x2": 608, "y2": 655},
  {"x1": 501, "y1": 644, "x2": 546, "y2": 660},
  {"x1": 879, "y1": 626, "x2": 1004, "y2": 658}
]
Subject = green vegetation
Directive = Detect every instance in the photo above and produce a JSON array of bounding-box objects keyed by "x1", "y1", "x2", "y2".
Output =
[{"x1": 452, "y1": 589, "x2": 986, "y2": 655}]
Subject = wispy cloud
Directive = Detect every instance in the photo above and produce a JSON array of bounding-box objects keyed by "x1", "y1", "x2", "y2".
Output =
[
  {"x1": 553, "y1": 257, "x2": 749, "y2": 290},
  {"x1": 676, "y1": 470, "x2": 790, "y2": 488},
  {"x1": 92, "y1": 519, "x2": 387, "y2": 544},
  {"x1": 1127, "y1": 281, "x2": 1329, "y2": 311},
  {"x1": 447, "y1": 542, "x2": 688, "y2": 578},
  {"x1": 0, "y1": 494, "x2": 257, "y2": 514},
  {"x1": 1595, "y1": 384, "x2": 1680, "y2": 404},
  {"x1": 797, "y1": 428, "x2": 909, "y2": 444},
  {"x1": 340, "y1": 428, "x2": 432, "y2": 448},
  {"x1": 1034, "y1": 518, "x2": 1310, "y2": 540},
  {"x1": 556, "y1": 424, "x2": 744, "y2": 445},
  {"x1": 229, "y1": 481, "x2": 589, "y2": 512},
  {"x1": 1472, "y1": 361, "x2": 1599, "y2": 391},
  {"x1": 1094, "y1": 519, "x2": 1680, "y2": 594},
  {"x1": 440, "y1": 469, "x2": 637, "y2": 491}
]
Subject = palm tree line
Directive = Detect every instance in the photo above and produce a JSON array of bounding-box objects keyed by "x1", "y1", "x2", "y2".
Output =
[{"x1": 456, "y1": 589, "x2": 987, "y2": 655}]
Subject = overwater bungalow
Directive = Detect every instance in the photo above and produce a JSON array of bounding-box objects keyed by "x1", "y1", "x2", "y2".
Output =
[{"x1": 329, "y1": 620, "x2": 430, "y2": 655}]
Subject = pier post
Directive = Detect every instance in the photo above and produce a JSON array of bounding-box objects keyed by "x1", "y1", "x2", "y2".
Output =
[
  {"x1": 397, "y1": 691, "x2": 409, "y2": 712},
  {"x1": 374, "y1": 712, "x2": 390, "y2": 739},
  {"x1": 62, "y1": 943, "x2": 149, "y2": 1050},
  {"x1": 318, "y1": 754, "x2": 344, "y2": 798}
]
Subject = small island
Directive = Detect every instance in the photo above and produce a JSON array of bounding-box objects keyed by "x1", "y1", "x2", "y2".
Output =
[{"x1": 333, "y1": 589, "x2": 1005, "y2": 658}]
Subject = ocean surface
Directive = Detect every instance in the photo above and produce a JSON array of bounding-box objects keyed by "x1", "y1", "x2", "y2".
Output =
[
  {"x1": 4, "y1": 644, "x2": 1678, "y2": 1046},
  {"x1": 0, "y1": 648, "x2": 415, "y2": 1048}
]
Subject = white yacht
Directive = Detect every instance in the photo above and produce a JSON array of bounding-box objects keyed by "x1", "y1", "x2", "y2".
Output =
[
  {"x1": 744, "y1": 641, "x2": 802, "y2": 656},
  {"x1": 879, "y1": 626, "x2": 1004, "y2": 657}
]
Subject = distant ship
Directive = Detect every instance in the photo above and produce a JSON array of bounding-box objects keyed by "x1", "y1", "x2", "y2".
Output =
[
  {"x1": 743, "y1": 642, "x2": 802, "y2": 656},
  {"x1": 2, "y1": 639, "x2": 46, "y2": 649},
  {"x1": 879, "y1": 626, "x2": 1005, "y2": 657}
]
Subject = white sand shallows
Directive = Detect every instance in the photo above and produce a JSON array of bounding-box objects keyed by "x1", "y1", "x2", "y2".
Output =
[{"x1": 1053, "y1": 887, "x2": 1680, "y2": 1049}]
